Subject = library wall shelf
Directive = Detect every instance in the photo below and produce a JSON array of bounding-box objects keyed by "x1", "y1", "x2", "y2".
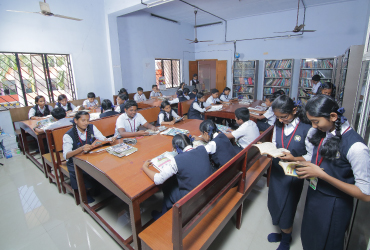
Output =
[
  {"x1": 263, "y1": 59, "x2": 293, "y2": 100},
  {"x1": 232, "y1": 60, "x2": 258, "y2": 100}
]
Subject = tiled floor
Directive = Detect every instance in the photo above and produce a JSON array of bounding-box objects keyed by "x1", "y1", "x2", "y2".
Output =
[{"x1": 0, "y1": 155, "x2": 306, "y2": 250}]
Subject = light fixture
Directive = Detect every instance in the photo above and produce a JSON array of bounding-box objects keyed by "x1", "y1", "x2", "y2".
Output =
[{"x1": 146, "y1": 0, "x2": 175, "y2": 8}]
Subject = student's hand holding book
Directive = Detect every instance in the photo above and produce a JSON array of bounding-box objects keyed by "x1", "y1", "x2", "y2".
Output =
[
  {"x1": 295, "y1": 161, "x2": 325, "y2": 179},
  {"x1": 278, "y1": 152, "x2": 296, "y2": 161},
  {"x1": 138, "y1": 130, "x2": 150, "y2": 136},
  {"x1": 82, "y1": 144, "x2": 94, "y2": 153}
]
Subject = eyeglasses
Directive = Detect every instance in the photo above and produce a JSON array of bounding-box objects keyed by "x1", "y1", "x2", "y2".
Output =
[{"x1": 276, "y1": 114, "x2": 290, "y2": 120}]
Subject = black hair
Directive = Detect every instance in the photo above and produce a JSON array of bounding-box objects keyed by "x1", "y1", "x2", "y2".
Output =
[
  {"x1": 222, "y1": 87, "x2": 231, "y2": 92},
  {"x1": 271, "y1": 95, "x2": 310, "y2": 127},
  {"x1": 274, "y1": 90, "x2": 285, "y2": 96},
  {"x1": 235, "y1": 107, "x2": 250, "y2": 122},
  {"x1": 152, "y1": 84, "x2": 157, "y2": 89},
  {"x1": 137, "y1": 87, "x2": 143, "y2": 92},
  {"x1": 124, "y1": 100, "x2": 138, "y2": 110},
  {"x1": 312, "y1": 74, "x2": 321, "y2": 82},
  {"x1": 199, "y1": 120, "x2": 220, "y2": 140},
  {"x1": 318, "y1": 82, "x2": 336, "y2": 98},
  {"x1": 265, "y1": 95, "x2": 277, "y2": 102},
  {"x1": 161, "y1": 100, "x2": 171, "y2": 110},
  {"x1": 183, "y1": 88, "x2": 190, "y2": 95},
  {"x1": 179, "y1": 82, "x2": 185, "y2": 89},
  {"x1": 35, "y1": 95, "x2": 45, "y2": 103},
  {"x1": 195, "y1": 92, "x2": 205, "y2": 107},
  {"x1": 101, "y1": 99, "x2": 114, "y2": 113},
  {"x1": 118, "y1": 93, "x2": 128, "y2": 101},
  {"x1": 73, "y1": 111, "x2": 92, "y2": 147},
  {"x1": 57, "y1": 94, "x2": 67, "y2": 102},
  {"x1": 118, "y1": 88, "x2": 128, "y2": 95},
  {"x1": 172, "y1": 134, "x2": 192, "y2": 152},
  {"x1": 51, "y1": 107, "x2": 66, "y2": 120},
  {"x1": 87, "y1": 92, "x2": 96, "y2": 98},
  {"x1": 306, "y1": 95, "x2": 343, "y2": 160},
  {"x1": 192, "y1": 88, "x2": 198, "y2": 94},
  {"x1": 193, "y1": 74, "x2": 198, "y2": 77},
  {"x1": 177, "y1": 89, "x2": 184, "y2": 97},
  {"x1": 211, "y1": 88, "x2": 219, "y2": 94}
]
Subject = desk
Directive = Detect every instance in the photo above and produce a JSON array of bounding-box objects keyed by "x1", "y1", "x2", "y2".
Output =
[
  {"x1": 73, "y1": 119, "x2": 202, "y2": 250},
  {"x1": 137, "y1": 99, "x2": 162, "y2": 109}
]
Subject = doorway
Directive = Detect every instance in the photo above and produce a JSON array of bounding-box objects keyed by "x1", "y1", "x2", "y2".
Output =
[{"x1": 189, "y1": 59, "x2": 227, "y2": 92}]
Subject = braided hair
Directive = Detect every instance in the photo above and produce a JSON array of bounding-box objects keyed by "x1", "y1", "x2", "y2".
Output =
[
  {"x1": 199, "y1": 119, "x2": 220, "y2": 140},
  {"x1": 195, "y1": 92, "x2": 205, "y2": 108},
  {"x1": 172, "y1": 134, "x2": 192, "y2": 154},
  {"x1": 306, "y1": 95, "x2": 344, "y2": 160},
  {"x1": 73, "y1": 111, "x2": 93, "y2": 147}
]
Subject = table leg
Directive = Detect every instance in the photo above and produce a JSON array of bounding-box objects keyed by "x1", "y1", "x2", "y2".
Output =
[
  {"x1": 130, "y1": 200, "x2": 143, "y2": 250},
  {"x1": 75, "y1": 163, "x2": 87, "y2": 212},
  {"x1": 20, "y1": 128, "x2": 30, "y2": 157},
  {"x1": 37, "y1": 135, "x2": 48, "y2": 178}
]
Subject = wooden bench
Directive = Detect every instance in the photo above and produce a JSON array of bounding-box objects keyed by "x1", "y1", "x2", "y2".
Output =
[
  {"x1": 139, "y1": 126, "x2": 274, "y2": 250},
  {"x1": 138, "y1": 107, "x2": 160, "y2": 124},
  {"x1": 177, "y1": 100, "x2": 193, "y2": 117}
]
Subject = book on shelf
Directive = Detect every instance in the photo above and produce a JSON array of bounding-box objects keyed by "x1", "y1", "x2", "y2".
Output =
[
  {"x1": 106, "y1": 142, "x2": 138, "y2": 157},
  {"x1": 151, "y1": 151, "x2": 178, "y2": 172},
  {"x1": 302, "y1": 59, "x2": 333, "y2": 69},
  {"x1": 265, "y1": 69, "x2": 292, "y2": 78},
  {"x1": 160, "y1": 128, "x2": 189, "y2": 136},
  {"x1": 264, "y1": 88, "x2": 290, "y2": 95},
  {"x1": 252, "y1": 142, "x2": 290, "y2": 157},
  {"x1": 265, "y1": 60, "x2": 292, "y2": 69}
]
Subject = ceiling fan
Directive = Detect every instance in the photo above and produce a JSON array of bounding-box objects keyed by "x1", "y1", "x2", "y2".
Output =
[
  {"x1": 186, "y1": 10, "x2": 213, "y2": 44},
  {"x1": 6, "y1": 1, "x2": 82, "y2": 21},
  {"x1": 274, "y1": 0, "x2": 315, "y2": 33}
]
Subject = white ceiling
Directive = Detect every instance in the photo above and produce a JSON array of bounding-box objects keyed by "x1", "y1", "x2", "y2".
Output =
[{"x1": 143, "y1": 0, "x2": 356, "y2": 25}]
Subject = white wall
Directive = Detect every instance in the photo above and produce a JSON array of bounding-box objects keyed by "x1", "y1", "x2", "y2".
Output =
[
  {"x1": 194, "y1": 0, "x2": 370, "y2": 100},
  {"x1": 117, "y1": 11, "x2": 195, "y2": 93}
]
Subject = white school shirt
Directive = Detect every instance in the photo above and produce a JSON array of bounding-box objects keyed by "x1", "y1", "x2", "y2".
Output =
[
  {"x1": 82, "y1": 99, "x2": 98, "y2": 108},
  {"x1": 150, "y1": 91, "x2": 162, "y2": 97},
  {"x1": 231, "y1": 120, "x2": 260, "y2": 148},
  {"x1": 114, "y1": 113, "x2": 148, "y2": 137},
  {"x1": 205, "y1": 132, "x2": 222, "y2": 154},
  {"x1": 63, "y1": 125, "x2": 106, "y2": 160},
  {"x1": 158, "y1": 110, "x2": 180, "y2": 125},
  {"x1": 58, "y1": 103, "x2": 76, "y2": 111},
  {"x1": 28, "y1": 105, "x2": 54, "y2": 119},
  {"x1": 323, "y1": 121, "x2": 370, "y2": 195},
  {"x1": 263, "y1": 106, "x2": 276, "y2": 125},
  {"x1": 134, "y1": 93, "x2": 147, "y2": 102},
  {"x1": 192, "y1": 102, "x2": 208, "y2": 113},
  {"x1": 220, "y1": 93, "x2": 231, "y2": 102},
  {"x1": 311, "y1": 81, "x2": 321, "y2": 95},
  {"x1": 42, "y1": 118, "x2": 72, "y2": 132},
  {"x1": 169, "y1": 98, "x2": 179, "y2": 105},
  {"x1": 184, "y1": 95, "x2": 190, "y2": 100},
  {"x1": 153, "y1": 145, "x2": 193, "y2": 185},
  {"x1": 272, "y1": 117, "x2": 315, "y2": 161},
  {"x1": 115, "y1": 106, "x2": 121, "y2": 113},
  {"x1": 206, "y1": 96, "x2": 221, "y2": 105}
]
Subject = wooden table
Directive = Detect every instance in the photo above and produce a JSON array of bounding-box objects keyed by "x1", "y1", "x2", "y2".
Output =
[
  {"x1": 204, "y1": 100, "x2": 263, "y2": 121},
  {"x1": 73, "y1": 119, "x2": 203, "y2": 250}
]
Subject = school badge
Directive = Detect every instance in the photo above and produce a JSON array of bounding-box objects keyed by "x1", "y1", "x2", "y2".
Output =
[
  {"x1": 294, "y1": 135, "x2": 301, "y2": 142},
  {"x1": 336, "y1": 151, "x2": 341, "y2": 159}
]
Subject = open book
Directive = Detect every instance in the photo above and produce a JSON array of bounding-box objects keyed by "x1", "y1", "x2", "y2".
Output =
[
  {"x1": 174, "y1": 116, "x2": 183, "y2": 123},
  {"x1": 207, "y1": 105, "x2": 223, "y2": 112},
  {"x1": 146, "y1": 126, "x2": 167, "y2": 135},
  {"x1": 160, "y1": 128, "x2": 189, "y2": 136},
  {"x1": 216, "y1": 124, "x2": 230, "y2": 133},
  {"x1": 106, "y1": 142, "x2": 138, "y2": 157},
  {"x1": 151, "y1": 151, "x2": 177, "y2": 172},
  {"x1": 278, "y1": 161, "x2": 301, "y2": 177},
  {"x1": 249, "y1": 106, "x2": 267, "y2": 111},
  {"x1": 252, "y1": 142, "x2": 290, "y2": 157}
]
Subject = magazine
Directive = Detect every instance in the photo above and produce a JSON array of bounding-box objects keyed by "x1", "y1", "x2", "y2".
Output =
[
  {"x1": 150, "y1": 151, "x2": 177, "y2": 172},
  {"x1": 216, "y1": 124, "x2": 230, "y2": 133},
  {"x1": 35, "y1": 117, "x2": 56, "y2": 129},
  {"x1": 160, "y1": 128, "x2": 189, "y2": 136},
  {"x1": 106, "y1": 142, "x2": 138, "y2": 157},
  {"x1": 146, "y1": 126, "x2": 167, "y2": 135}
]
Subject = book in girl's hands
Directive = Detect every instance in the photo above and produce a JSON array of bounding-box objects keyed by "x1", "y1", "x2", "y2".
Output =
[
  {"x1": 278, "y1": 161, "x2": 301, "y2": 177},
  {"x1": 207, "y1": 105, "x2": 223, "y2": 112},
  {"x1": 91, "y1": 139, "x2": 110, "y2": 149},
  {"x1": 216, "y1": 124, "x2": 230, "y2": 133},
  {"x1": 106, "y1": 142, "x2": 138, "y2": 157},
  {"x1": 160, "y1": 128, "x2": 189, "y2": 136},
  {"x1": 252, "y1": 142, "x2": 290, "y2": 157},
  {"x1": 151, "y1": 151, "x2": 178, "y2": 172},
  {"x1": 193, "y1": 140, "x2": 207, "y2": 148}
]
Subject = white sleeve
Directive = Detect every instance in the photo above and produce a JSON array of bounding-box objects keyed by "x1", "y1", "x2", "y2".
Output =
[
  {"x1": 48, "y1": 105, "x2": 53, "y2": 112},
  {"x1": 264, "y1": 107, "x2": 274, "y2": 119},
  {"x1": 133, "y1": 94, "x2": 139, "y2": 101},
  {"x1": 302, "y1": 127, "x2": 316, "y2": 161},
  {"x1": 203, "y1": 102, "x2": 210, "y2": 108},
  {"x1": 116, "y1": 115, "x2": 125, "y2": 130},
  {"x1": 205, "y1": 141, "x2": 217, "y2": 154},
  {"x1": 150, "y1": 91, "x2": 155, "y2": 97},
  {"x1": 93, "y1": 125, "x2": 106, "y2": 140},
  {"x1": 169, "y1": 98, "x2": 179, "y2": 104},
  {"x1": 220, "y1": 95, "x2": 227, "y2": 102},
  {"x1": 158, "y1": 113, "x2": 165, "y2": 125},
  {"x1": 193, "y1": 102, "x2": 206, "y2": 113},
  {"x1": 70, "y1": 103, "x2": 76, "y2": 110},
  {"x1": 82, "y1": 100, "x2": 88, "y2": 107},
  {"x1": 28, "y1": 108, "x2": 36, "y2": 119},
  {"x1": 231, "y1": 127, "x2": 244, "y2": 140},
  {"x1": 206, "y1": 97, "x2": 213, "y2": 105},
  {"x1": 185, "y1": 96, "x2": 190, "y2": 100},
  {"x1": 94, "y1": 100, "x2": 99, "y2": 106},
  {"x1": 63, "y1": 133, "x2": 74, "y2": 160},
  {"x1": 272, "y1": 126, "x2": 277, "y2": 146},
  {"x1": 171, "y1": 110, "x2": 180, "y2": 119},
  {"x1": 347, "y1": 142, "x2": 370, "y2": 195},
  {"x1": 143, "y1": 95, "x2": 147, "y2": 101},
  {"x1": 115, "y1": 106, "x2": 121, "y2": 113},
  {"x1": 153, "y1": 157, "x2": 178, "y2": 185}
]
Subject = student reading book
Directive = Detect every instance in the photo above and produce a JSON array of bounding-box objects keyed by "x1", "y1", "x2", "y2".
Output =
[
  {"x1": 34, "y1": 107, "x2": 72, "y2": 134},
  {"x1": 115, "y1": 93, "x2": 128, "y2": 114},
  {"x1": 83, "y1": 92, "x2": 99, "y2": 109},
  {"x1": 253, "y1": 142, "x2": 291, "y2": 158},
  {"x1": 187, "y1": 92, "x2": 211, "y2": 120},
  {"x1": 156, "y1": 101, "x2": 180, "y2": 126}
]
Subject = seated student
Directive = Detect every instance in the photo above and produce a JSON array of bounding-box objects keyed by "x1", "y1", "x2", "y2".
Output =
[
  {"x1": 156, "y1": 101, "x2": 180, "y2": 126},
  {"x1": 100, "y1": 99, "x2": 119, "y2": 118},
  {"x1": 188, "y1": 88, "x2": 198, "y2": 99},
  {"x1": 115, "y1": 100, "x2": 158, "y2": 138},
  {"x1": 115, "y1": 93, "x2": 128, "y2": 114},
  {"x1": 206, "y1": 88, "x2": 225, "y2": 105},
  {"x1": 28, "y1": 95, "x2": 54, "y2": 120},
  {"x1": 178, "y1": 82, "x2": 186, "y2": 93},
  {"x1": 34, "y1": 107, "x2": 72, "y2": 134},
  {"x1": 134, "y1": 87, "x2": 147, "y2": 102},
  {"x1": 183, "y1": 88, "x2": 190, "y2": 100},
  {"x1": 150, "y1": 85, "x2": 163, "y2": 99},
  {"x1": 55, "y1": 94, "x2": 76, "y2": 113},
  {"x1": 142, "y1": 134, "x2": 213, "y2": 216},
  {"x1": 83, "y1": 92, "x2": 99, "y2": 109},
  {"x1": 317, "y1": 81, "x2": 335, "y2": 98},
  {"x1": 220, "y1": 87, "x2": 231, "y2": 102},
  {"x1": 63, "y1": 111, "x2": 116, "y2": 203},
  {"x1": 118, "y1": 87, "x2": 128, "y2": 96},
  {"x1": 169, "y1": 90, "x2": 188, "y2": 105},
  {"x1": 307, "y1": 74, "x2": 322, "y2": 96},
  {"x1": 250, "y1": 93, "x2": 281, "y2": 131},
  {"x1": 225, "y1": 107, "x2": 260, "y2": 153},
  {"x1": 197, "y1": 119, "x2": 236, "y2": 169},
  {"x1": 187, "y1": 92, "x2": 211, "y2": 120}
]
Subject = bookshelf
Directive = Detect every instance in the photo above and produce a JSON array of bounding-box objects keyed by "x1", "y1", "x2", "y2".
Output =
[
  {"x1": 263, "y1": 59, "x2": 293, "y2": 100},
  {"x1": 336, "y1": 49, "x2": 350, "y2": 106},
  {"x1": 232, "y1": 60, "x2": 258, "y2": 100},
  {"x1": 298, "y1": 58, "x2": 334, "y2": 101}
]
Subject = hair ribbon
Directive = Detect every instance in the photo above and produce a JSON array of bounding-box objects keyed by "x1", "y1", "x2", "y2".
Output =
[
  {"x1": 294, "y1": 99, "x2": 302, "y2": 107},
  {"x1": 337, "y1": 107, "x2": 347, "y2": 123},
  {"x1": 188, "y1": 134, "x2": 195, "y2": 143},
  {"x1": 175, "y1": 145, "x2": 183, "y2": 154}
]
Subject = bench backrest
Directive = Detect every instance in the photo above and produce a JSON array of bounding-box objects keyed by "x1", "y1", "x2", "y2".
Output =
[
  {"x1": 172, "y1": 125, "x2": 274, "y2": 249},
  {"x1": 178, "y1": 99, "x2": 193, "y2": 116},
  {"x1": 9, "y1": 106, "x2": 33, "y2": 123},
  {"x1": 70, "y1": 97, "x2": 101, "y2": 107},
  {"x1": 138, "y1": 107, "x2": 160, "y2": 124}
]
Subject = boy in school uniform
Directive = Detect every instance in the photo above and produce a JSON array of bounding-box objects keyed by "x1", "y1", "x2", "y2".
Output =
[
  {"x1": 206, "y1": 88, "x2": 225, "y2": 105},
  {"x1": 115, "y1": 93, "x2": 128, "y2": 114},
  {"x1": 115, "y1": 100, "x2": 158, "y2": 138},
  {"x1": 188, "y1": 88, "x2": 198, "y2": 99},
  {"x1": 34, "y1": 107, "x2": 72, "y2": 134},
  {"x1": 150, "y1": 85, "x2": 162, "y2": 99},
  {"x1": 183, "y1": 88, "x2": 190, "y2": 100},
  {"x1": 134, "y1": 87, "x2": 147, "y2": 102},
  {"x1": 225, "y1": 107, "x2": 260, "y2": 153},
  {"x1": 83, "y1": 92, "x2": 99, "y2": 109}
]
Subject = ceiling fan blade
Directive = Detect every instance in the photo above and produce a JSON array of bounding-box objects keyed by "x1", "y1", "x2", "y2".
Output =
[
  {"x1": 6, "y1": 10, "x2": 41, "y2": 14},
  {"x1": 301, "y1": 30, "x2": 316, "y2": 32},
  {"x1": 189, "y1": 41, "x2": 195, "y2": 44},
  {"x1": 273, "y1": 31, "x2": 293, "y2": 33},
  {"x1": 297, "y1": 24, "x2": 305, "y2": 30},
  {"x1": 52, "y1": 13, "x2": 83, "y2": 21},
  {"x1": 185, "y1": 39, "x2": 194, "y2": 41},
  {"x1": 199, "y1": 40, "x2": 213, "y2": 42}
]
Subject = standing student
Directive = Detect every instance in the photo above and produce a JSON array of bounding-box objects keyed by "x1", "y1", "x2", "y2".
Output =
[
  {"x1": 115, "y1": 100, "x2": 158, "y2": 138},
  {"x1": 183, "y1": 88, "x2": 190, "y2": 100},
  {"x1": 100, "y1": 99, "x2": 119, "y2": 118},
  {"x1": 189, "y1": 88, "x2": 198, "y2": 99},
  {"x1": 63, "y1": 111, "x2": 115, "y2": 203},
  {"x1": 28, "y1": 95, "x2": 53, "y2": 120},
  {"x1": 317, "y1": 81, "x2": 336, "y2": 98},
  {"x1": 206, "y1": 88, "x2": 225, "y2": 105},
  {"x1": 190, "y1": 74, "x2": 199, "y2": 87},
  {"x1": 34, "y1": 107, "x2": 72, "y2": 134},
  {"x1": 266, "y1": 95, "x2": 314, "y2": 250},
  {"x1": 225, "y1": 107, "x2": 260, "y2": 153},
  {"x1": 250, "y1": 94, "x2": 279, "y2": 131},
  {"x1": 142, "y1": 134, "x2": 213, "y2": 215},
  {"x1": 134, "y1": 87, "x2": 147, "y2": 102},
  {"x1": 150, "y1": 85, "x2": 162, "y2": 99},
  {"x1": 83, "y1": 92, "x2": 99, "y2": 109},
  {"x1": 156, "y1": 101, "x2": 180, "y2": 126},
  {"x1": 307, "y1": 74, "x2": 322, "y2": 96},
  {"x1": 169, "y1": 90, "x2": 188, "y2": 105},
  {"x1": 198, "y1": 119, "x2": 236, "y2": 169},
  {"x1": 295, "y1": 95, "x2": 370, "y2": 250},
  {"x1": 220, "y1": 87, "x2": 231, "y2": 102},
  {"x1": 115, "y1": 93, "x2": 128, "y2": 114},
  {"x1": 187, "y1": 92, "x2": 211, "y2": 120},
  {"x1": 55, "y1": 94, "x2": 76, "y2": 112}
]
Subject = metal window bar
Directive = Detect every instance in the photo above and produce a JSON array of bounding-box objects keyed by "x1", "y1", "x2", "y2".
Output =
[
  {"x1": 0, "y1": 52, "x2": 76, "y2": 110},
  {"x1": 155, "y1": 59, "x2": 180, "y2": 88}
]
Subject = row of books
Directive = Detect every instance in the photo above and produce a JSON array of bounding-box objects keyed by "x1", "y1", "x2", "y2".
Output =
[
  {"x1": 265, "y1": 78, "x2": 291, "y2": 86},
  {"x1": 234, "y1": 61, "x2": 255, "y2": 69},
  {"x1": 265, "y1": 60, "x2": 292, "y2": 69},
  {"x1": 264, "y1": 87, "x2": 290, "y2": 95},
  {"x1": 299, "y1": 89, "x2": 309, "y2": 98},
  {"x1": 234, "y1": 70, "x2": 255, "y2": 77},
  {"x1": 234, "y1": 77, "x2": 254, "y2": 85},
  {"x1": 300, "y1": 79, "x2": 314, "y2": 88},
  {"x1": 300, "y1": 70, "x2": 330, "y2": 78},
  {"x1": 234, "y1": 85, "x2": 253, "y2": 93},
  {"x1": 301, "y1": 59, "x2": 333, "y2": 69},
  {"x1": 265, "y1": 69, "x2": 292, "y2": 78}
]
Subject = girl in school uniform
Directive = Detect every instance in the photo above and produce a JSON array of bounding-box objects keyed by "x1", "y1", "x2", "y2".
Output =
[
  {"x1": 187, "y1": 92, "x2": 211, "y2": 120},
  {"x1": 198, "y1": 119, "x2": 236, "y2": 169},
  {"x1": 115, "y1": 93, "x2": 128, "y2": 114},
  {"x1": 317, "y1": 81, "x2": 336, "y2": 98},
  {"x1": 118, "y1": 88, "x2": 128, "y2": 96},
  {"x1": 100, "y1": 99, "x2": 119, "y2": 118},
  {"x1": 56, "y1": 94, "x2": 76, "y2": 113},
  {"x1": 28, "y1": 95, "x2": 53, "y2": 120},
  {"x1": 142, "y1": 134, "x2": 213, "y2": 215},
  {"x1": 267, "y1": 95, "x2": 315, "y2": 250},
  {"x1": 219, "y1": 87, "x2": 231, "y2": 102},
  {"x1": 295, "y1": 95, "x2": 370, "y2": 250},
  {"x1": 63, "y1": 111, "x2": 115, "y2": 203},
  {"x1": 156, "y1": 101, "x2": 180, "y2": 126},
  {"x1": 188, "y1": 88, "x2": 198, "y2": 99},
  {"x1": 169, "y1": 90, "x2": 189, "y2": 105}
]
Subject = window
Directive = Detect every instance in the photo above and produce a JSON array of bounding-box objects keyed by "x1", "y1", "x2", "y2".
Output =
[
  {"x1": 155, "y1": 59, "x2": 180, "y2": 88},
  {"x1": 0, "y1": 52, "x2": 76, "y2": 110}
]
